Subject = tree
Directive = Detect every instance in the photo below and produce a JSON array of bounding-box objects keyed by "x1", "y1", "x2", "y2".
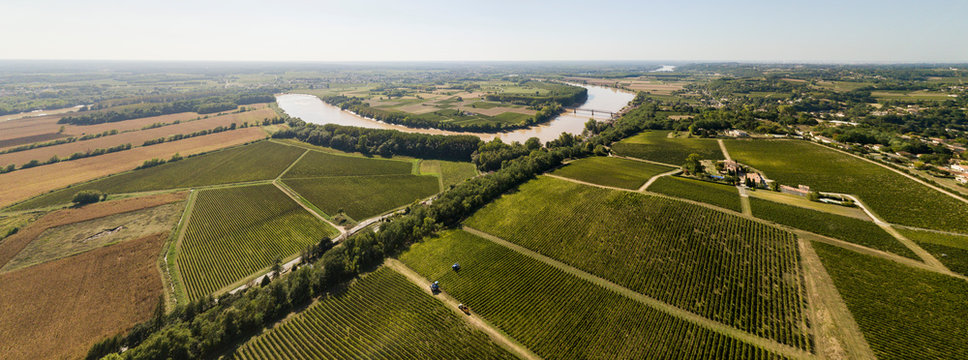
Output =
[
  {"x1": 271, "y1": 257, "x2": 283, "y2": 278},
  {"x1": 72, "y1": 190, "x2": 105, "y2": 205},
  {"x1": 807, "y1": 191, "x2": 821, "y2": 202},
  {"x1": 770, "y1": 181, "x2": 780, "y2": 192},
  {"x1": 682, "y1": 153, "x2": 703, "y2": 175}
]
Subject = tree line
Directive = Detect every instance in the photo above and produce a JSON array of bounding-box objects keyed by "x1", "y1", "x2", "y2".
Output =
[
  {"x1": 272, "y1": 120, "x2": 482, "y2": 161},
  {"x1": 59, "y1": 94, "x2": 274, "y2": 125}
]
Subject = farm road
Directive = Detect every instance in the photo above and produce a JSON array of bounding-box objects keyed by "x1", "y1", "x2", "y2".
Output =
[
  {"x1": 637, "y1": 168, "x2": 681, "y2": 192},
  {"x1": 384, "y1": 259, "x2": 541, "y2": 360},
  {"x1": 462, "y1": 227, "x2": 816, "y2": 360},
  {"x1": 796, "y1": 235, "x2": 877, "y2": 360}
]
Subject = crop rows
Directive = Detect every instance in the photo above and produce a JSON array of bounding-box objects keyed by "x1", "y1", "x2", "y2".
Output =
[
  {"x1": 465, "y1": 177, "x2": 811, "y2": 351},
  {"x1": 611, "y1": 130, "x2": 724, "y2": 165},
  {"x1": 725, "y1": 139, "x2": 968, "y2": 233},
  {"x1": 11, "y1": 141, "x2": 304, "y2": 210},
  {"x1": 401, "y1": 230, "x2": 787, "y2": 359},
  {"x1": 750, "y1": 197, "x2": 917, "y2": 258},
  {"x1": 551, "y1": 156, "x2": 674, "y2": 190},
  {"x1": 896, "y1": 228, "x2": 968, "y2": 276},
  {"x1": 178, "y1": 184, "x2": 335, "y2": 300},
  {"x1": 814, "y1": 242, "x2": 968, "y2": 359},
  {"x1": 232, "y1": 267, "x2": 513, "y2": 360},
  {"x1": 283, "y1": 175, "x2": 439, "y2": 220},
  {"x1": 649, "y1": 175, "x2": 742, "y2": 212},
  {"x1": 281, "y1": 149, "x2": 413, "y2": 178}
]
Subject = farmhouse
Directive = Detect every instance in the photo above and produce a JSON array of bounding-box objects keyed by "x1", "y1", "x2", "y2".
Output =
[
  {"x1": 744, "y1": 173, "x2": 765, "y2": 187},
  {"x1": 724, "y1": 129, "x2": 749, "y2": 138},
  {"x1": 722, "y1": 160, "x2": 741, "y2": 174}
]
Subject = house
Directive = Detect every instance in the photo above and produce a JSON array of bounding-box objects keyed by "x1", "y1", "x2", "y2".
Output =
[
  {"x1": 745, "y1": 173, "x2": 765, "y2": 187},
  {"x1": 722, "y1": 160, "x2": 741, "y2": 174},
  {"x1": 951, "y1": 164, "x2": 968, "y2": 173},
  {"x1": 725, "y1": 129, "x2": 749, "y2": 138}
]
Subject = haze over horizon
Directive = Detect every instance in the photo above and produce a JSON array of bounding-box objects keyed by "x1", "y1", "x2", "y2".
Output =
[{"x1": 2, "y1": 0, "x2": 967, "y2": 63}]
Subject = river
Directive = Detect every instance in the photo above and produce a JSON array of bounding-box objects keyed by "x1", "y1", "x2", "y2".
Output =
[{"x1": 275, "y1": 84, "x2": 634, "y2": 143}]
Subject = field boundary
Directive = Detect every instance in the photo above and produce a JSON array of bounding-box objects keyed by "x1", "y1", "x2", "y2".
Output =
[
  {"x1": 462, "y1": 227, "x2": 816, "y2": 360},
  {"x1": 638, "y1": 168, "x2": 681, "y2": 192},
  {"x1": 276, "y1": 149, "x2": 309, "y2": 179},
  {"x1": 272, "y1": 181, "x2": 346, "y2": 237},
  {"x1": 384, "y1": 259, "x2": 541, "y2": 360},
  {"x1": 806, "y1": 140, "x2": 968, "y2": 205},
  {"x1": 167, "y1": 190, "x2": 198, "y2": 305},
  {"x1": 797, "y1": 234, "x2": 877, "y2": 359},
  {"x1": 608, "y1": 153, "x2": 678, "y2": 168}
]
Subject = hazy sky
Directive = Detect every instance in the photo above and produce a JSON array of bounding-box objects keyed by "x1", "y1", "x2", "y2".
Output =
[{"x1": 2, "y1": 0, "x2": 967, "y2": 63}]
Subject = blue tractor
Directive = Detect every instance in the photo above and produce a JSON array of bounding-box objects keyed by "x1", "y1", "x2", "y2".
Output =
[
  {"x1": 452, "y1": 263, "x2": 461, "y2": 272},
  {"x1": 430, "y1": 281, "x2": 440, "y2": 293}
]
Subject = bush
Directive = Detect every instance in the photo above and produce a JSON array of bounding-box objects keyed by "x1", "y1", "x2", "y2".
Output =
[{"x1": 72, "y1": 190, "x2": 105, "y2": 205}]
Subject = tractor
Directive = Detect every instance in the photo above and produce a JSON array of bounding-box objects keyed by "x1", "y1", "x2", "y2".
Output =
[
  {"x1": 458, "y1": 303, "x2": 471, "y2": 315},
  {"x1": 452, "y1": 263, "x2": 461, "y2": 272},
  {"x1": 430, "y1": 281, "x2": 440, "y2": 294}
]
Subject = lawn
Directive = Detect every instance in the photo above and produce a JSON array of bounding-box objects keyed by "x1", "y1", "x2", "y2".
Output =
[
  {"x1": 178, "y1": 184, "x2": 337, "y2": 300},
  {"x1": 750, "y1": 197, "x2": 917, "y2": 259},
  {"x1": 611, "y1": 130, "x2": 724, "y2": 165},
  {"x1": 725, "y1": 139, "x2": 968, "y2": 233},
  {"x1": 551, "y1": 156, "x2": 674, "y2": 190},
  {"x1": 399, "y1": 230, "x2": 786, "y2": 359},
  {"x1": 8, "y1": 141, "x2": 304, "y2": 210},
  {"x1": 230, "y1": 267, "x2": 514, "y2": 360},
  {"x1": 464, "y1": 177, "x2": 810, "y2": 350},
  {"x1": 283, "y1": 175, "x2": 440, "y2": 221},
  {"x1": 648, "y1": 176, "x2": 742, "y2": 212},
  {"x1": 814, "y1": 242, "x2": 968, "y2": 360}
]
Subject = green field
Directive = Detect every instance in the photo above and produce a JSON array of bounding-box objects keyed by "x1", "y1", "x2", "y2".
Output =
[
  {"x1": 725, "y1": 139, "x2": 968, "y2": 233},
  {"x1": 648, "y1": 176, "x2": 742, "y2": 212},
  {"x1": 550, "y1": 156, "x2": 674, "y2": 189},
  {"x1": 231, "y1": 267, "x2": 513, "y2": 360},
  {"x1": 400, "y1": 230, "x2": 786, "y2": 359},
  {"x1": 464, "y1": 177, "x2": 810, "y2": 350},
  {"x1": 611, "y1": 130, "x2": 724, "y2": 165},
  {"x1": 283, "y1": 175, "x2": 439, "y2": 220},
  {"x1": 814, "y1": 242, "x2": 968, "y2": 360},
  {"x1": 178, "y1": 184, "x2": 337, "y2": 300},
  {"x1": 9, "y1": 141, "x2": 305, "y2": 210},
  {"x1": 282, "y1": 150, "x2": 414, "y2": 178},
  {"x1": 896, "y1": 228, "x2": 968, "y2": 276},
  {"x1": 750, "y1": 197, "x2": 916, "y2": 259},
  {"x1": 419, "y1": 160, "x2": 478, "y2": 188}
]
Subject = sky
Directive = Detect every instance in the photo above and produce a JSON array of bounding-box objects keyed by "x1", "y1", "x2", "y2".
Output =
[{"x1": 2, "y1": 0, "x2": 967, "y2": 63}]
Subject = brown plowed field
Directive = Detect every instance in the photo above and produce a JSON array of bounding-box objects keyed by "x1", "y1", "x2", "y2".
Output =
[
  {"x1": 0, "y1": 191, "x2": 186, "y2": 269},
  {"x1": 0, "y1": 127, "x2": 264, "y2": 208},
  {"x1": 0, "y1": 107, "x2": 276, "y2": 166},
  {"x1": 0, "y1": 103, "x2": 270, "y2": 150},
  {"x1": 0, "y1": 232, "x2": 166, "y2": 360}
]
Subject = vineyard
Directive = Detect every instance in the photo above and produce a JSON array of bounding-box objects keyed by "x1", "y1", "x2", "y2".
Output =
[
  {"x1": 231, "y1": 267, "x2": 514, "y2": 360},
  {"x1": 178, "y1": 184, "x2": 337, "y2": 300},
  {"x1": 10, "y1": 141, "x2": 304, "y2": 210},
  {"x1": 281, "y1": 149, "x2": 414, "y2": 178},
  {"x1": 648, "y1": 175, "x2": 742, "y2": 212},
  {"x1": 464, "y1": 177, "x2": 811, "y2": 350},
  {"x1": 283, "y1": 175, "x2": 439, "y2": 220},
  {"x1": 400, "y1": 230, "x2": 787, "y2": 360},
  {"x1": 896, "y1": 228, "x2": 968, "y2": 276},
  {"x1": 814, "y1": 242, "x2": 968, "y2": 360},
  {"x1": 611, "y1": 130, "x2": 724, "y2": 165},
  {"x1": 750, "y1": 197, "x2": 917, "y2": 259},
  {"x1": 419, "y1": 160, "x2": 478, "y2": 188},
  {"x1": 550, "y1": 156, "x2": 674, "y2": 190},
  {"x1": 724, "y1": 139, "x2": 968, "y2": 233}
]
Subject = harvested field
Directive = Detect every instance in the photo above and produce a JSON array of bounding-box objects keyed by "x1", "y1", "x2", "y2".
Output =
[
  {"x1": 0, "y1": 128, "x2": 267, "y2": 209},
  {"x1": 0, "y1": 107, "x2": 276, "y2": 166},
  {"x1": 61, "y1": 104, "x2": 271, "y2": 136},
  {"x1": 0, "y1": 192, "x2": 186, "y2": 269},
  {"x1": 0, "y1": 232, "x2": 166, "y2": 360},
  {"x1": 2, "y1": 201, "x2": 185, "y2": 272},
  {"x1": 0, "y1": 132, "x2": 68, "y2": 149},
  {"x1": 0, "y1": 114, "x2": 62, "y2": 144}
]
